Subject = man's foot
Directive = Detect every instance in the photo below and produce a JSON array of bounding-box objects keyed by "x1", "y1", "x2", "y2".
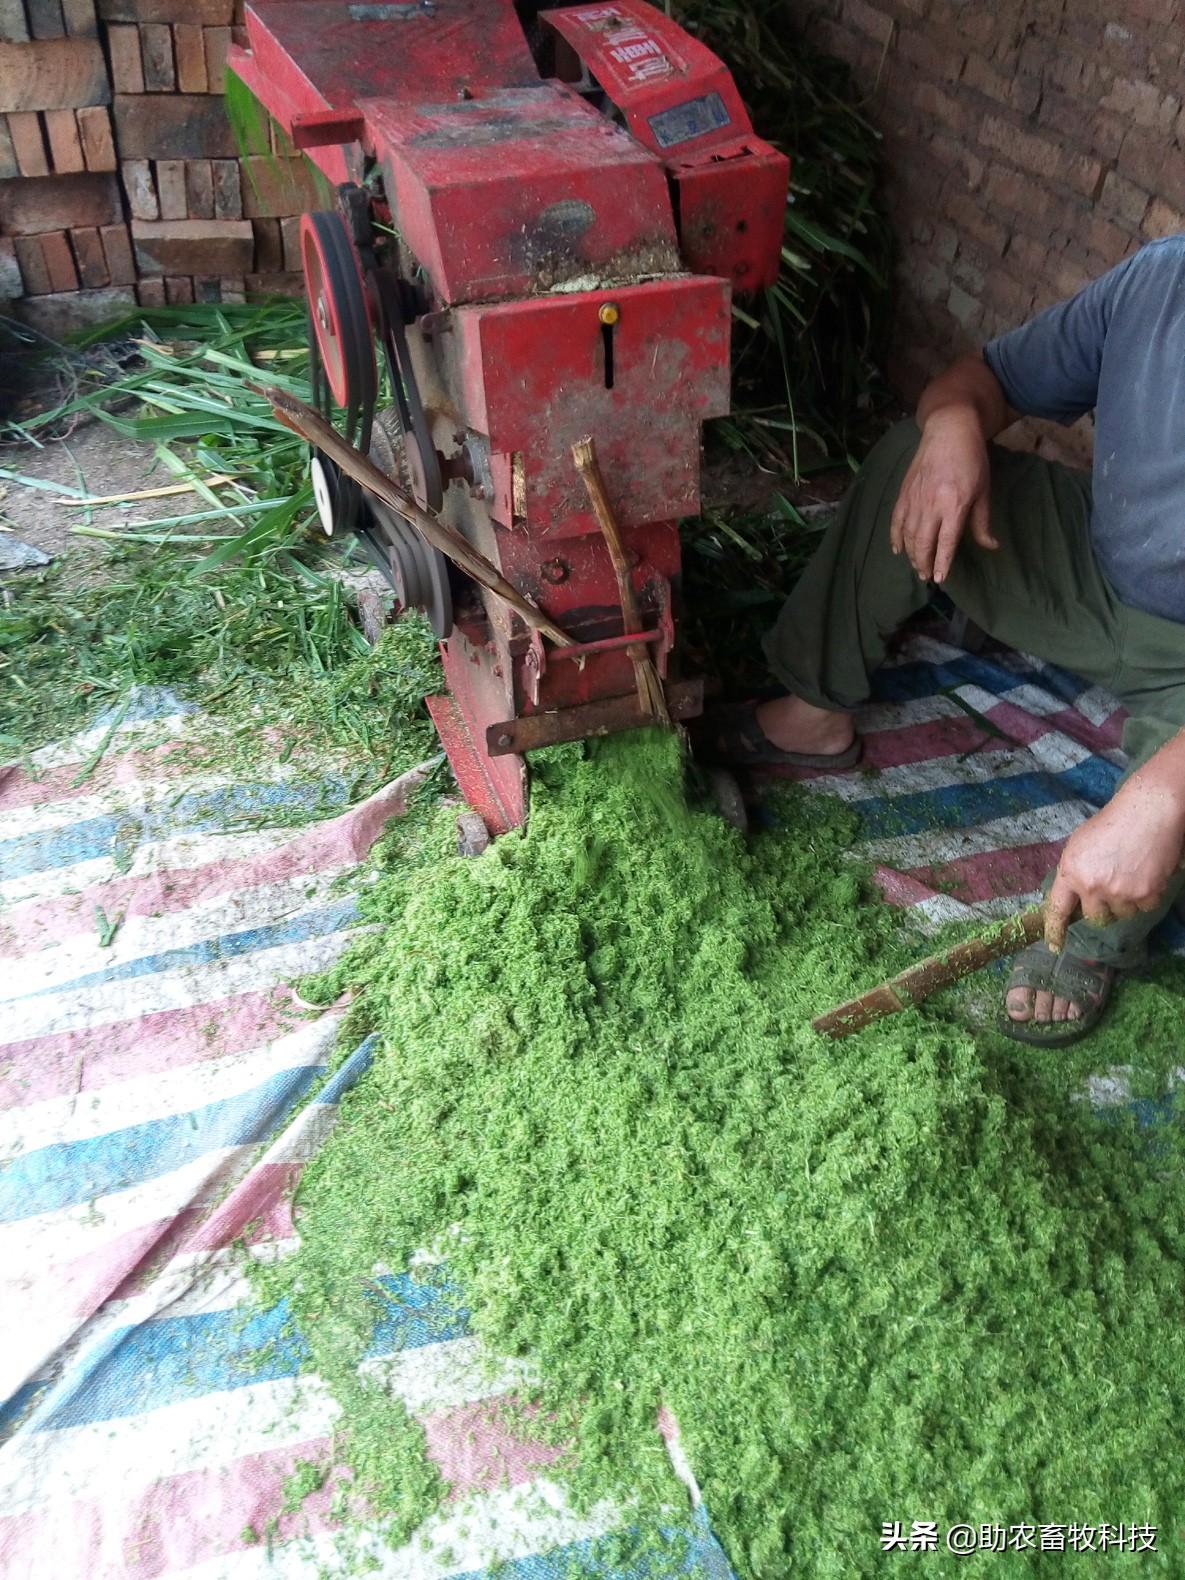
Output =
[
  {"x1": 755, "y1": 694, "x2": 857, "y2": 757},
  {"x1": 703, "y1": 697, "x2": 861, "y2": 769},
  {"x1": 999, "y1": 942, "x2": 1116, "y2": 1045}
]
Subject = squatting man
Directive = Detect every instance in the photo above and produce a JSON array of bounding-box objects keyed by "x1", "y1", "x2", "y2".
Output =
[{"x1": 715, "y1": 235, "x2": 1185, "y2": 1044}]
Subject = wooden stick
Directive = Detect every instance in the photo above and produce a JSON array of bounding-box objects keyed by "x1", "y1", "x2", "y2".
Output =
[
  {"x1": 571, "y1": 435, "x2": 670, "y2": 725},
  {"x1": 812, "y1": 905, "x2": 1046, "y2": 1039},
  {"x1": 255, "y1": 384, "x2": 574, "y2": 649}
]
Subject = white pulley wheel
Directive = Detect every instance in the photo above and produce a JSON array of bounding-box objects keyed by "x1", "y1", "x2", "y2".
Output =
[{"x1": 310, "y1": 454, "x2": 335, "y2": 537}]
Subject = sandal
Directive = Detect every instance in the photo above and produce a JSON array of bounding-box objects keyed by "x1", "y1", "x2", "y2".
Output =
[
  {"x1": 998, "y1": 942, "x2": 1116, "y2": 1046},
  {"x1": 699, "y1": 701, "x2": 863, "y2": 770}
]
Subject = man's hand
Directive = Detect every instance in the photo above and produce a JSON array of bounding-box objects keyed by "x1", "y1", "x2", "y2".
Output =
[
  {"x1": 1045, "y1": 776, "x2": 1185, "y2": 951},
  {"x1": 889, "y1": 404, "x2": 999, "y2": 583}
]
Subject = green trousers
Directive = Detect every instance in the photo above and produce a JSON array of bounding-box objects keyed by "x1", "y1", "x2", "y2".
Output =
[{"x1": 763, "y1": 420, "x2": 1185, "y2": 968}]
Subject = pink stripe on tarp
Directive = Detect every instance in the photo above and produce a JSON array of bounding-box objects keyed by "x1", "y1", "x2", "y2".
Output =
[
  {"x1": 766, "y1": 697, "x2": 1125, "y2": 783},
  {"x1": 105, "y1": 1167, "x2": 301, "y2": 1306},
  {"x1": 902, "y1": 839, "x2": 1064, "y2": 906},
  {"x1": 0, "y1": 1439, "x2": 345, "y2": 1580},
  {"x1": 0, "y1": 728, "x2": 290, "y2": 813},
  {"x1": 1, "y1": 1160, "x2": 301, "y2": 1347},
  {"x1": 0, "y1": 766, "x2": 430, "y2": 960},
  {"x1": 872, "y1": 865, "x2": 942, "y2": 908},
  {"x1": 0, "y1": 989, "x2": 292, "y2": 1111},
  {"x1": 421, "y1": 1396, "x2": 565, "y2": 1499}
]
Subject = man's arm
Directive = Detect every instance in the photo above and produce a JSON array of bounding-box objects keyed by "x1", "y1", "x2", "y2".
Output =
[
  {"x1": 1045, "y1": 732, "x2": 1185, "y2": 949},
  {"x1": 890, "y1": 356, "x2": 1019, "y2": 584}
]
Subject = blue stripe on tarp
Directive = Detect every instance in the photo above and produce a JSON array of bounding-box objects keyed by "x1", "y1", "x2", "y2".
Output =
[
  {"x1": 313, "y1": 1033, "x2": 378, "y2": 1104},
  {"x1": 856, "y1": 757, "x2": 1122, "y2": 840},
  {"x1": 0, "y1": 1064, "x2": 325, "y2": 1222},
  {"x1": 111, "y1": 686, "x2": 197, "y2": 725},
  {"x1": 0, "y1": 775, "x2": 354, "y2": 880},
  {"x1": 12, "y1": 897, "x2": 360, "y2": 1002},
  {"x1": 453, "y1": 1505, "x2": 735, "y2": 1579},
  {"x1": 28, "y1": 1272, "x2": 469, "y2": 1430},
  {"x1": 871, "y1": 652, "x2": 1042, "y2": 705},
  {"x1": 0, "y1": 1378, "x2": 49, "y2": 1440}
]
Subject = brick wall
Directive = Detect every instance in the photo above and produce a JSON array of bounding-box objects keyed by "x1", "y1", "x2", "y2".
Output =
[
  {"x1": 0, "y1": 0, "x2": 315, "y2": 329},
  {"x1": 806, "y1": 0, "x2": 1185, "y2": 461}
]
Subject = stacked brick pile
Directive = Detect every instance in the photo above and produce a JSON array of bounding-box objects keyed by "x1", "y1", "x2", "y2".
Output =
[
  {"x1": 0, "y1": 0, "x2": 317, "y2": 329},
  {"x1": 806, "y1": 0, "x2": 1185, "y2": 458}
]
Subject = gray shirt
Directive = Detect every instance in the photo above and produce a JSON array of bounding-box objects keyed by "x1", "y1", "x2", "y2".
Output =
[{"x1": 983, "y1": 235, "x2": 1185, "y2": 625}]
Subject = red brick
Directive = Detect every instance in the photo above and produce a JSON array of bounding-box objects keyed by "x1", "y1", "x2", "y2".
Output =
[
  {"x1": 137, "y1": 276, "x2": 166, "y2": 305},
  {"x1": 981, "y1": 266, "x2": 1035, "y2": 322},
  {"x1": 0, "y1": 235, "x2": 21, "y2": 296},
  {"x1": 946, "y1": 281, "x2": 981, "y2": 331},
  {"x1": 219, "y1": 273, "x2": 245, "y2": 302},
  {"x1": 185, "y1": 158, "x2": 213, "y2": 217},
  {"x1": 239, "y1": 155, "x2": 322, "y2": 218},
  {"x1": 245, "y1": 270, "x2": 303, "y2": 298},
  {"x1": 1100, "y1": 73, "x2": 1181, "y2": 132},
  {"x1": 99, "y1": 220, "x2": 135, "y2": 282},
  {"x1": 165, "y1": 274, "x2": 194, "y2": 302},
  {"x1": 25, "y1": 0, "x2": 65, "y2": 38},
  {"x1": 843, "y1": 0, "x2": 893, "y2": 46},
  {"x1": 0, "y1": 169, "x2": 119, "y2": 230},
  {"x1": 1086, "y1": 211, "x2": 1138, "y2": 261},
  {"x1": 279, "y1": 214, "x2": 300, "y2": 271},
  {"x1": 155, "y1": 157, "x2": 186, "y2": 218},
  {"x1": 895, "y1": 24, "x2": 962, "y2": 81},
  {"x1": 76, "y1": 103, "x2": 115, "y2": 169},
  {"x1": 60, "y1": 0, "x2": 96, "y2": 33},
  {"x1": 114, "y1": 93, "x2": 237, "y2": 158},
  {"x1": 912, "y1": 79, "x2": 968, "y2": 133},
  {"x1": 202, "y1": 23, "x2": 229, "y2": 86},
  {"x1": 1099, "y1": 169, "x2": 1151, "y2": 227},
  {"x1": 13, "y1": 234, "x2": 52, "y2": 293},
  {"x1": 132, "y1": 216, "x2": 254, "y2": 274},
  {"x1": 121, "y1": 157, "x2": 158, "y2": 219},
  {"x1": 7, "y1": 110, "x2": 48, "y2": 174},
  {"x1": 979, "y1": 114, "x2": 1103, "y2": 199},
  {"x1": 250, "y1": 215, "x2": 281, "y2": 271},
  {"x1": 43, "y1": 106, "x2": 83, "y2": 170},
  {"x1": 211, "y1": 157, "x2": 240, "y2": 218},
  {"x1": 1004, "y1": 232, "x2": 1048, "y2": 280},
  {"x1": 106, "y1": 23, "x2": 143, "y2": 91},
  {"x1": 961, "y1": 52, "x2": 1040, "y2": 115},
  {"x1": 0, "y1": 36, "x2": 107, "y2": 111},
  {"x1": 173, "y1": 23, "x2": 206, "y2": 91},
  {"x1": 140, "y1": 22, "x2": 175, "y2": 90},
  {"x1": 943, "y1": 189, "x2": 1008, "y2": 255},
  {"x1": 39, "y1": 228, "x2": 78, "y2": 291},
  {"x1": 1117, "y1": 129, "x2": 1185, "y2": 208},
  {"x1": 1142, "y1": 197, "x2": 1185, "y2": 239},
  {"x1": 71, "y1": 223, "x2": 107, "y2": 285},
  {"x1": 0, "y1": 0, "x2": 30, "y2": 40},
  {"x1": 99, "y1": 0, "x2": 231, "y2": 20}
]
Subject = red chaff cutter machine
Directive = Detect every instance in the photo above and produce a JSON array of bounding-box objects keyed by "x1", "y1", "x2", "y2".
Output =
[{"x1": 230, "y1": 0, "x2": 788, "y2": 832}]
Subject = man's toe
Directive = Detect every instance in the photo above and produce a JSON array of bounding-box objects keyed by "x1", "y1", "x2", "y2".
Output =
[
  {"x1": 1006, "y1": 986, "x2": 1035, "y2": 1022},
  {"x1": 1033, "y1": 988, "x2": 1055, "y2": 1022}
]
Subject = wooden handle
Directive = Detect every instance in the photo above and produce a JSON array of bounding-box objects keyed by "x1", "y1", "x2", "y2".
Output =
[
  {"x1": 812, "y1": 905, "x2": 1046, "y2": 1039},
  {"x1": 256, "y1": 384, "x2": 574, "y2": 649},
  {"x1": 572, "y1": 435, "x2": 670, "y2": 725}
]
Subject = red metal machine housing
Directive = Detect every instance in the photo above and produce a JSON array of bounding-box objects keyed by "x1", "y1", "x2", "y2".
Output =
[{"x1": 229, "y1": 0, "x2": 789, "y2": 833}]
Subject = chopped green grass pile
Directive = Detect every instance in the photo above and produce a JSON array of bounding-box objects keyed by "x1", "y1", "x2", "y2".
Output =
[
  {"x1": 1, "y1": 543, "x2": 441, "y2": 801},
  {"x1": 266, "y1": 731, "x2": 1185, "y2": 1576}
]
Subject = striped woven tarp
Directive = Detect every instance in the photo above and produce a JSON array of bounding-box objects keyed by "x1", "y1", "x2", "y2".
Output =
[{"x1": 0, "y1": 633, "x2": 1168, "y2": 1578}]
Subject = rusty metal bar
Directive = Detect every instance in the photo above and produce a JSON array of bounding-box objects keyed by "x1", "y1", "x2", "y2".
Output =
[{"x1": 486, "y1": 678, "x2": 704, "y2": 756}]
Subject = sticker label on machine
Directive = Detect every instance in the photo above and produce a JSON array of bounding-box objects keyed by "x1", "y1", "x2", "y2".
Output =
[
  {"x1": 570, "y1": 6, "x2": 674, "y2": 82},
  {"x1": 647, "y1": 91, "x2": 731, "y2": 147}
]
